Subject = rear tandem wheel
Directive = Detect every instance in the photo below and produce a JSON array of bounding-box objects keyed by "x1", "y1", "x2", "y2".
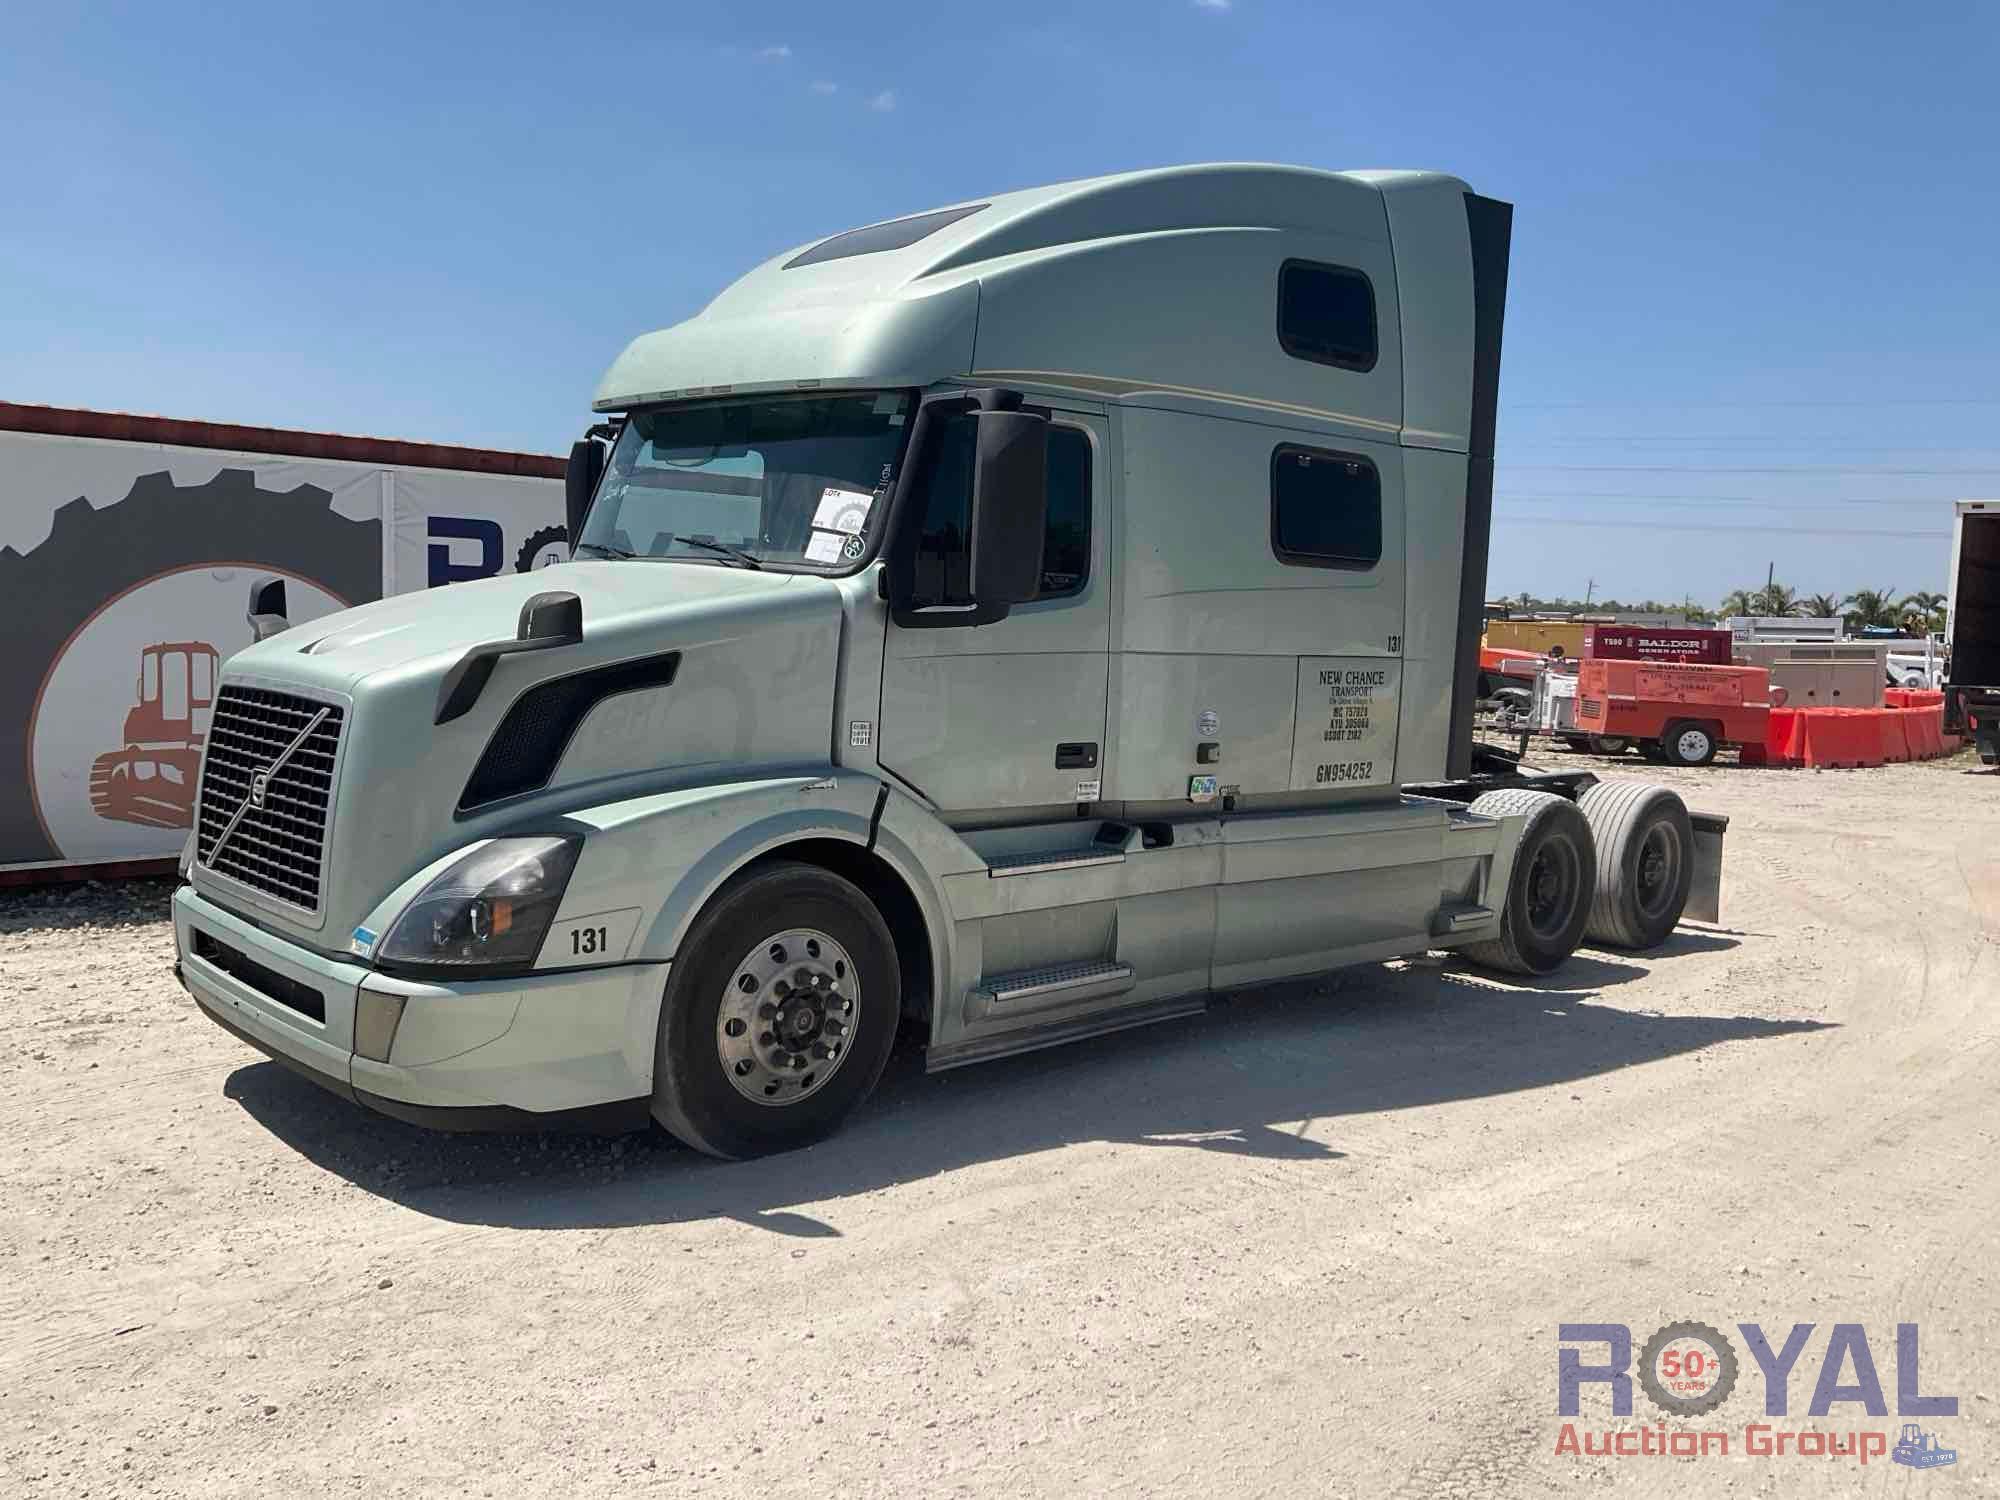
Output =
[{"x1": 1458, "y1": 789, "x2": 1596, "y2": 976}]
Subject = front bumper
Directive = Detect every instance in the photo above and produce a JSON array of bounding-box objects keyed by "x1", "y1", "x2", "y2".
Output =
[{"x1": 173, "y1": 886, "x2": 665, "y2": 1131}]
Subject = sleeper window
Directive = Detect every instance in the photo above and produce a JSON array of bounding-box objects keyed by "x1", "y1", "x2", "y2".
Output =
[
  {"x1": 1271, "y1": 446, "x2": 1381, "y2": 570},
  {"x1": 1277, "y1": 260, "x2": 1378, "y2": 372}
]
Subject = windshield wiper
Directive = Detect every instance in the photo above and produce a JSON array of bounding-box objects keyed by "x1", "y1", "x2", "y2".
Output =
[
  {"x1": 672, "y1": 536, "x2": 763, "y2": 570},
  {"x1": 575, "y1": 540, "x2": 639, "y2": 560}
]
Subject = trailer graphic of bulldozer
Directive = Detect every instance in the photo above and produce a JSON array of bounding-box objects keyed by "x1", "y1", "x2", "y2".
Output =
[
  {"x1": 88, "y1": 641, "x2": 219, "y2": 829},
  {"x1": 1892, "y1": 1422, "x2": 1958, "y2": 1469}
]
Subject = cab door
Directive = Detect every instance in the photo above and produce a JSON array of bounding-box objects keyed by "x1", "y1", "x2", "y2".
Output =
[{"x1": 877, "y1": 404, "x2": 1110, "y2": 821}]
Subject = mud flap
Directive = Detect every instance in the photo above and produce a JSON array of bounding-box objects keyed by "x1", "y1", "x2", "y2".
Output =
[{"x1": 1686, "y1": 810, "x2": 1728, "y2": 924}]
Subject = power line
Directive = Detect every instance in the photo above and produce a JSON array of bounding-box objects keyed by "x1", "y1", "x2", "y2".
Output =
[
  {"x1": 1509, "y1": 441, "x2": 2000, "y2": 453},
  {"x1": 1507, "y1": 397, "x2": 2000, "y2": 410},
  {"x1": 1498, "y1": 514, "x2": 1951, "y2": 539},
  {"x1": 1497, "y1": 493, "x2": 1960, "y2": 510},
  {"x1": 1499, "y1": 463, "x2": 2000, "y2": 475}
]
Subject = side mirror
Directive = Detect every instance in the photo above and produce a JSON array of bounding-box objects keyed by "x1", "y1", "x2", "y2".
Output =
[
  {"x1": 565, "y1": 437, "x2": 606, "y2": 545},
  {"x1": 246, "y1": 577, "x2": 290, "y2": 642},
  {"x1": 967, "y1": 409, "x2": 1048, "y2": 611}
]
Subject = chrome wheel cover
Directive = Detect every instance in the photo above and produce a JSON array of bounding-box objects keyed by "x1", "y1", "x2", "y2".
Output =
[{"x1": 715, "y1": 927, "x2": 859, "y2": 1107}]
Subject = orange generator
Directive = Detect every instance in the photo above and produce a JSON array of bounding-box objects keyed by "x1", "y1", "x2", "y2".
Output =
[{"x1": 1574, "y1": 658, "x2": 1773, "y2": 766}]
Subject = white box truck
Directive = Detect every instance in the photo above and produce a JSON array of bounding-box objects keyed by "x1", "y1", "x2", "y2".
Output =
[
  {"x1": 171, "y1": 165, "x2": 1724, "y2": 1157},
  {"x1": 1946, "y1": 499, "x2": 2000, "y2": 762}
]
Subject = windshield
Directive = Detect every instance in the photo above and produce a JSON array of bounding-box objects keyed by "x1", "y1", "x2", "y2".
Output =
[{"x1": 579, "y1": 391, "x2": 913, "y2": 570}]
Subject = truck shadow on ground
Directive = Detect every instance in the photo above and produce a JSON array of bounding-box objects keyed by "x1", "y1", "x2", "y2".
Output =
[{"x1": 222, "y1": 933, "x2": 1828, "y2": 1235}]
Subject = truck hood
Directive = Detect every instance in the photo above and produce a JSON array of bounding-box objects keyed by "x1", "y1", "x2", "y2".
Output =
[
  {"x1": 232, "y1": 559, "x2": 801, "y2": 692},
  {"x1": 197, "y1": 560, "x2": 848, "y2": 947}
]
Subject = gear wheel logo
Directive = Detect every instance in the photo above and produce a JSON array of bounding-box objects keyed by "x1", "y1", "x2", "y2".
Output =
[
  {"x1": 515, "y1": 523, "x2": 570, "y2": 572},
  {"x1": 1637, "y1": 1321, "x2": 1739, "y2": 1416}
]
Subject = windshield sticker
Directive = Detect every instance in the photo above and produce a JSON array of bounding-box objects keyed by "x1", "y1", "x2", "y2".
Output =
[
  {"x1": 812, "y1": 487, "x2": 876, "y2": 535},
  {"x1": 803, "y1": 530, "x2": 846, "y2": 564}
]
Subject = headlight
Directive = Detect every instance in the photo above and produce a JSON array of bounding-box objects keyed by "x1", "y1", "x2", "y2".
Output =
[{"x1": 378, "y1": 836, "x2": 581, "y2": 975}]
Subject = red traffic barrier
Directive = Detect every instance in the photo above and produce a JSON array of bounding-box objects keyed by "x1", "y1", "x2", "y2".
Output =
[
  {"x1": 1762, "y1": 706, "x2": 1801, "y2": 766},
  {"x1": 1904, "y1": 706, "x2": 1946, "y2": 759},
  {"x1": 1794, "y1": 707, "x2": 1884, "y2": 769},
  {"x1": 1877, "y1": 710, "x2": 1912, "y2": 763}
]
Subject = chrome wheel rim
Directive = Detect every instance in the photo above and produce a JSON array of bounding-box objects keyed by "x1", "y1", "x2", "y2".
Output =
[{"x1": 716, "y1": 927, "x2": 858, "y2": 1107}]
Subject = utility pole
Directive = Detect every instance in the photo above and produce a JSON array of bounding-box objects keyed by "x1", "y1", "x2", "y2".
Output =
[{"x1": 1584, "y1": 577, "x2": 1595, "y2": 607}]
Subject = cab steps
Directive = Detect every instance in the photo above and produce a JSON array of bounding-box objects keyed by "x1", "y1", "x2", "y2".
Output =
[
  {"x1": 975, "y1": 959, "x2": 1135, "y2": 1007},
  {"x1": 986, "y1": 847, "x2": 1126, "y2": 877},
  {"x1": 927, "y1": 991, "x2": 1206, "y2": 1073}
]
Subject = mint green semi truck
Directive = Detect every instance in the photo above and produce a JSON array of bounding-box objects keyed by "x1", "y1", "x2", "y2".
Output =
[{"x1": 173, "y1": 164, "x2": 1722, "y2": 1157}]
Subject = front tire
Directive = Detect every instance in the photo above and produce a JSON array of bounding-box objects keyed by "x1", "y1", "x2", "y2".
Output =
[
  {"x1": 1588, "y1": 736, "x2": 1631, "y2": 756},
  {"x1": 1459, "y1": 789, "x2": 1597, "y2": 976},
  {"x1": 651, "y1": 861, "x2": 899, "y2": 1159}
]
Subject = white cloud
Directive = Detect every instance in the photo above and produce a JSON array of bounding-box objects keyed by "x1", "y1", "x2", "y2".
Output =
[
  {"x1": 867, "y1": 89, "x2": 897, "y2": 112},
  {"x1": 1193, "y1": 0, "x2": 1232, "y2": 10},
  {"x1": 810, "y1": 80, "x2": 838, "y2": 95},
  {"x1": 756, "y1": 44, "x2": 792, "y2": 60}
]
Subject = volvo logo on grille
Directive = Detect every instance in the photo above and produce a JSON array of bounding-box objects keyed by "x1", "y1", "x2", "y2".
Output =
[{"x1": 206, "y1": 706, "x2": 330, "y2": 869}]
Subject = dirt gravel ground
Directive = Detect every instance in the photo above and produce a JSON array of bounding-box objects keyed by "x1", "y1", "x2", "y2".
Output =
[{"x1": 4, "y1": 752, "x2": 1999, "y2": 1498}]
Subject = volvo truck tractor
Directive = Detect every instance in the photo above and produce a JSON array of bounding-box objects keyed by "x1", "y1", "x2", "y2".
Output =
[{"x1": 172, "y1": 165, "x2": 1725, "y2": 1158}]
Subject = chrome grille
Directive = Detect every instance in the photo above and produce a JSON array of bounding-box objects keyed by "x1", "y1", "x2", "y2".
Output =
[{"x1": 196, "y1": 686, "x2": 343, "y2": 913}]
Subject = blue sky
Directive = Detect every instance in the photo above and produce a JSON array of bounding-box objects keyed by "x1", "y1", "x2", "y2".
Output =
[{"x1": 4, "y1": 1, "x2": 1997, "y2": 605}]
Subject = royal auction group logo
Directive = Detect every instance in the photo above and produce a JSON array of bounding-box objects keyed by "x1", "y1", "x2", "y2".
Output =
[{"x1": 1557, "y1": 1321, "x2": 1960, "y2": 1469}]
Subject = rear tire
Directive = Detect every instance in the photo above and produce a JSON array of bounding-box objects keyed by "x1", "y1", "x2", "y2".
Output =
[
  {"x1": 1588, "y1": 736, "x2": 1631, "y2": 756},
  {"x1": 1459, "y1": 789, "x2": 1597, "y2": 976},
  {"x1": 651, "y1": 861, "x2": 899, "y2": 1159},
  {"x1": 1662, "y1": 721, "x2": 1719, "y2": 767},
  {"x1": 1577, "y1": 781, "x2": 1693, "y2": 949}
]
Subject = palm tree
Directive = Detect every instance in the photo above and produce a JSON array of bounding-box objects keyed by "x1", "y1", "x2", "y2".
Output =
[
  {"x1": 1800, "y1": 592, "x2": 1842, "y2": 620},
  {"x1": 1720, "y1": 588, "x2": 1757, "y2": 618},
  {"x1": 1901, "y1": 590, "x2": 1947, "y2": 632},
  {"x1": 1756, "y1": 582, "x2": 1800, "y2": 617},
  {"x1": 1842, "y1": 587, "x2": 1900, "y2": 631}
]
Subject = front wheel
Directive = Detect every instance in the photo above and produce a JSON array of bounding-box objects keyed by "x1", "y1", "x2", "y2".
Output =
[
  {"x1": 1588, "y1": 736, "x2": 1631, "y2": 756},
  {"x1": 1459, "y1": 789, "x2": 1597, "y2": 976},
  {"x1": 651, "y1": 861, "x2": 900, "y2": 1159}
]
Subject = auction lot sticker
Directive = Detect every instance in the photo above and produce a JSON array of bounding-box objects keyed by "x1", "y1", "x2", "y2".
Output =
[{"x1": 1290, "y1": 656, "x2": 1400, "y2": 791}]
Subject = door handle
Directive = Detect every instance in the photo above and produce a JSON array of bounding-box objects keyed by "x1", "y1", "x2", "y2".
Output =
[{"x1": 1055, "y1": 742, "x2": 1099, "y2": 769}]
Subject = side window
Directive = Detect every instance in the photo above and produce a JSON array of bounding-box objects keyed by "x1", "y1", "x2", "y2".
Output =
[
  {"x1": 1038, "y1": 427, "x2": 1091, "y2": 597},
  {"x1": 1277, "y1": 260, "x2": 1377, "y2": 372},
  {"x1": 909, "y1": 415, "x2": 1092, "y2": 604},
  {"x1": 1271, "y1": 445, "x2": 1381, "y2": 570}
]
